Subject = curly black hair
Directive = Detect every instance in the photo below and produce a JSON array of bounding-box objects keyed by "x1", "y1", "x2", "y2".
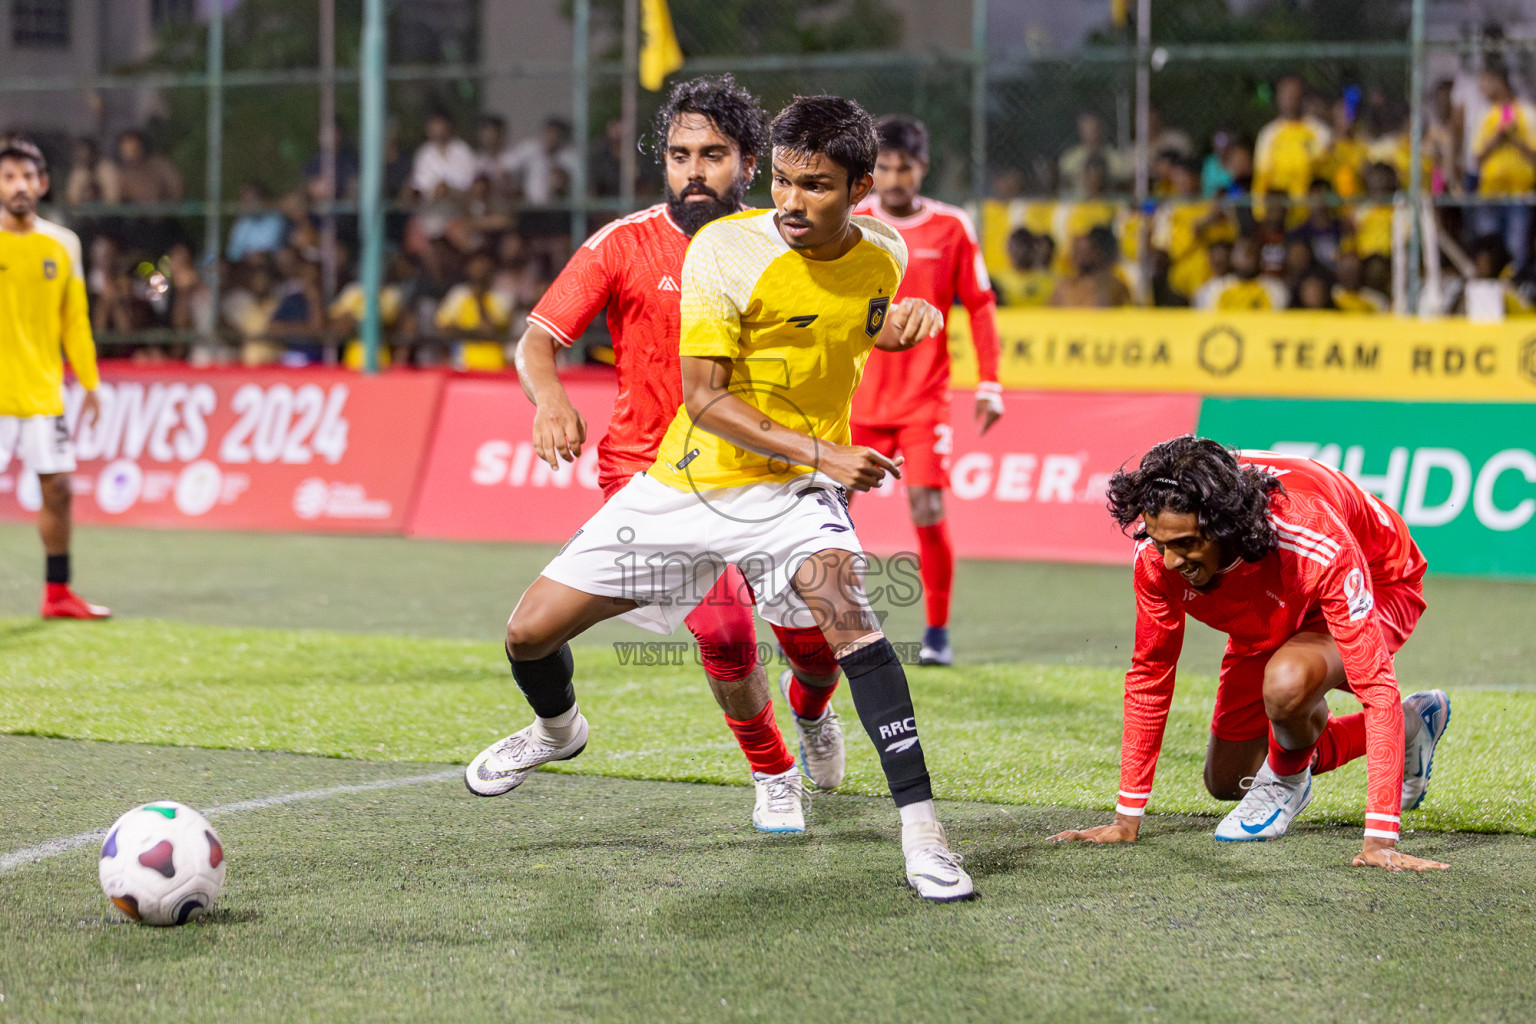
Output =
[
  {"x1": 650, "y1": 74, "x2": 767, "y2": 173},
  {"x1": 769, "y1": 95, "x2": 878, "y2": 187},
  {"x1": 1106, "y1": 435, "x2": 1283, "y2": 563}
]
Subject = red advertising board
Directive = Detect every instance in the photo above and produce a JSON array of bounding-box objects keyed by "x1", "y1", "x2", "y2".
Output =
[
  {"x1": 407, "y1": 375, "x2": 612, "y2": 542},
  {"x1": 407, "y1": 376, "x2": 1200, "y2": 564},
  {"x1": 0, "y1": 368, "x2": 444, "y2": 533},
  {"x1": 849, "y1": 391, "x2": 1202, "y2": 563}
]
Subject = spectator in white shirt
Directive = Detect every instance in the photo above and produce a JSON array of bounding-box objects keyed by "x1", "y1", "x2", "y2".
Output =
[
  {"x1": 411, "y1": 111, "x2": 478, "y2": 198},
  {"x1": 475, "y1": 114, "x2": 517, "y2": 195},
  {"x1": 505, "y1": 118, "x2": 578, "y2": 204}
]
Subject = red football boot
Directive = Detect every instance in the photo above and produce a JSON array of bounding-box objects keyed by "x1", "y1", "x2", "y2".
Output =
[{"x1": 41, "y1": 584, "x2": 112, "y2": 620}]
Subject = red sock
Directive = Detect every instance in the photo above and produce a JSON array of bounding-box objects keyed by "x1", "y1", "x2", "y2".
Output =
[
  {"x1": 46, "y1": 582, "x2": 71, "y2": 599},
  {"x1": 788, "y1": 676, "x2": 837, "y2": 720},
  {"x1": 915, "y1": 521, "x2": 953, "y2": 629},
  {"x1": 1267, "y1": 728, "x2": 1317, "y2": 777},
  {"x1": 724, "y1": 703, "x2": 795, "y2": 776},
  {"x1": 1310, "y1": 713, "x2": 1367, "y2": 774}
]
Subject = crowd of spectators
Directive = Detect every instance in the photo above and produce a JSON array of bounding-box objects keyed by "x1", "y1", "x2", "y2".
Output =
[
  {"x1": 36, "y1": 106, "x2": 652, "y2": 369},
  {"x1": 985, "y1": 52, "x2": 1536, "y2": 317},
  {"x1": 24, "y1": 47, "x2": 1536, "y2": 371}
]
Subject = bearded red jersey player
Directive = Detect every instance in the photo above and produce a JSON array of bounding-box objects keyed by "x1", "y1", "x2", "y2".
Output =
[
  {"x1": 849, "y1": 115, "x2": 1002, "y2": 666},
  {"x1": 1052, "y1": 437, "x2": 1452, "y2": 871},
  {"x1": 506, "y1": 76, "x2": 848, "y2": 834}
]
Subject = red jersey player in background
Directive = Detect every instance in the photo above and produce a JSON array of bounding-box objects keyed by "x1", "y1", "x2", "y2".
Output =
[
  {"x1": 1052, "y1": 437, "x2": 1451, "y2": 871},
  {"x1": 501, "y1": 76, "x2": 846, "y2": 834},
  {"x1": 849, "y1": 115, "x2": 1003, "y2": 666}
]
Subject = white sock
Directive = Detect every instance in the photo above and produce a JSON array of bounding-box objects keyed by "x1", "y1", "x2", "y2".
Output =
[
  {"x1": 535, "y1": 704, "x2": 580, "y2": 744},
  {"x1": 899, "y1": 799, "x2": 938, "y2": 827}
]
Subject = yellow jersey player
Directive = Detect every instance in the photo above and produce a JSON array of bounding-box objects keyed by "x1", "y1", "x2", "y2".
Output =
[
  {"x1": 465, "y1": 95, "x2": 975, "y2": 901},
  {"x1": 0, "y1": 136, "x2": 110, "y2": 619}
]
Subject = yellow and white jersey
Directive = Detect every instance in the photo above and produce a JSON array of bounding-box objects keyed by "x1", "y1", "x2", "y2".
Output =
[
  {"x1": 0, "y1": 217, "x2": 98, "y2": 418},
  {"x1": 647, "y1": 209, "x2": 906, "y2": 492}
]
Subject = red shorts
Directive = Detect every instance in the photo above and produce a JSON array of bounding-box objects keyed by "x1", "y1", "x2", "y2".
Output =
[
  {"x1": 1210, "y1": 578, "x2": 1426, "y2": 742},
  {"x1": 850, "y1": 420, "x2": 952, "y2": 490}
]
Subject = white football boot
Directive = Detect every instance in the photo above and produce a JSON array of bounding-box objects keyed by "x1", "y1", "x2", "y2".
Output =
[
  {"x1": 751, "y1": 766, "x2": 806, "y2": 833},
  {"x1": 902, "y1": 821, "x2": 975, "y2": 902},
  {"x1": 464, "y1": 713, "x2": 589, "y2": 797},
  {"x1": 1402, "y1": 689, "x2": 1452, "y2": 811},
  {"x1": 1214, "y1": 760, "x2": 1314, "y2": 841},
  {"x1": 778, "y1": 669, "x2": 846, "y2": 790}
]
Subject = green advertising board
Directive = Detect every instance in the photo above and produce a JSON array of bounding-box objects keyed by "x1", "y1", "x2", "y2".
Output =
[{"x1": 1197, "y1": 399, "x2": 1536, "y2": 578}]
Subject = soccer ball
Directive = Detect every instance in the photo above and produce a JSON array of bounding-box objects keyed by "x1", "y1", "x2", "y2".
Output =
[{"x1": 99, "y1": 801, "x2": 225, "y2": 926}]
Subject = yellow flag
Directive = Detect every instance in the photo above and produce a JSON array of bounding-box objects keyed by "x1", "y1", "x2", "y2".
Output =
[
  {"x1": 1112, "y1": 0, "x2": 1129, "y2": 27},
  {"x1": 640, "y1": 0, "x2": 685, "y2": 92}
]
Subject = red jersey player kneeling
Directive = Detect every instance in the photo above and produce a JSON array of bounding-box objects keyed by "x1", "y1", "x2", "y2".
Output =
[{"x1": 1052, "y1": 436, "x2": 1450, "y2": 872}]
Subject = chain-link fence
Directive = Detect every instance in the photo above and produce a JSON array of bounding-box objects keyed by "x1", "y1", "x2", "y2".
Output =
[{"x1": 1, "y1": 0, "x2": 1530, "y2": 366}]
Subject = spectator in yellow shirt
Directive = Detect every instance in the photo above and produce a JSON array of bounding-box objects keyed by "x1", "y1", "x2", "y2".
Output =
[
  {"x1": 1152, "y1": 156, "x2": 1236, "y2": 302},
  {"x1": 434, "y1": 249, "x2": 511, "y2": 371},
  {"x1": 994, "y1": 228, "x2": 1055, "y2": 308},
  {"x1": 1254, "y1": 75, "x2": 1331, "y2": 219},
  {"x1": 1331, "y1": 252, "x2": 1388, "y2": 313},
  {"x1": 1472, "y1": 62, "x2": 1536, "y2": 272},
  {"x1": 1347, "y1": 162, "x2": 1399, "y2": 262},
  {"x1": 1213, "y1": 236, "x2": 1288, "y2": 310}
]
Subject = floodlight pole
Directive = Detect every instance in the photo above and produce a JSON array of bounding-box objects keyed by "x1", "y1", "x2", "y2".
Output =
[
  {"x1": 969, "y1": 0, "x2": 987, "y2": 203},
  {"x1": 620, "y1": 0, "x2": 639, "y2": 210},
  {"x1": 571, "y1": 0, "x2": 592, "y2": 245},
  {"x1": 1407, "y1": 0, "x2": 1427, "y2": 314},
  {"x1": 358, "y1": 0, "x2": 387, "y2": 374},
  {"x1": 1134, "y1": 0, "x2": 1152, "y2": 306},
  {"x1": 320, "y1": 0, "x2": 339, "y2": 327},
  {"x1": 203, "y1": 0, "x2": 223, "y2": 341}
]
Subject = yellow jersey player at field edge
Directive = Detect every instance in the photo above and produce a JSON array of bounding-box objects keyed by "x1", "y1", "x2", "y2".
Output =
[
  {"x1": 465, "y1": 95, "x2": 977, "y2": 901},
  {"x1": 0, "y1": 136, "x2": 111, "y2": 619}
]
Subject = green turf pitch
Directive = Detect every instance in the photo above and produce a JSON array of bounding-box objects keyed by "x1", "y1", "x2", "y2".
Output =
[
  {"x1": 2, "y1": 524, "x2": 1535, "y2": 1022},
  {"x1": 2, "y1": 617, "x2": 1533, "y2": 835},
  {"x1": 3, "y1": 736, "x2": 1534, "y2": 1024}
]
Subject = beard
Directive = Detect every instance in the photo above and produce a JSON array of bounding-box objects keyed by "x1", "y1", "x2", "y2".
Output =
[{"x1": 666, "y1": 177, "x2": 747, "y2": 237}]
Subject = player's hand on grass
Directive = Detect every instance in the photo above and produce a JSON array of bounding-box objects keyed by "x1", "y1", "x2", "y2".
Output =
[
  {"x1": 531, "y1": 393, "x2": 587, "y2": 469},
  {"x1": 877, "y1": 298, "x2": 944, "y2": 351},
  {"x1": 1048, "y1": 813, "x2": 1141, "y2": 844},
  {"x1": 819, "y1": 444, "x2": 902, "y2": 491},
  {"x1": 1352, "y1": 838, "x2": 1449, "y2": 872},
  {"x1": 973, "y1": 383, "x2": 1004, "y2": 436},
  {"x1": 77, "y1": 389, "x2": 102, "y2": 435}
]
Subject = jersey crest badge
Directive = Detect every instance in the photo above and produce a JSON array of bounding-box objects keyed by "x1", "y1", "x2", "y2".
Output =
[
  {"x1": 864, "y1": 295, "x2": 890, "y2": 338},
  {"x1": 42, "y1": 259, "x2": 57, "y2": 280}
]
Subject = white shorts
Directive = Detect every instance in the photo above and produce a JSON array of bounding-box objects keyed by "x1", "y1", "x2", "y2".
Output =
[
  {"x1": 0, "y1": 416, "x2": 76, "y2": 475},
  {"x1": 540, "y1": 471, "x2": 867, "y2": 635}
]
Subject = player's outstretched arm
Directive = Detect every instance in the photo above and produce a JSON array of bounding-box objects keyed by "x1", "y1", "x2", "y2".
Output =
[
  {"x1": 873, "y1": 297, "x2": 944, "y2": 351},
  {"x1": 514, "y1": 323, "x2": 587, "y2": 469},
  {"x1": 681, "y1": 355, "x2": 902, "y2": 491},
  {"x1": 1049, "y1": 813, "x2": 1141, "y2": 845}
]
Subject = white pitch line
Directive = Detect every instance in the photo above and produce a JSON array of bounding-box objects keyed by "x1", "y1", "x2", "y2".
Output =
[{"x1": 0, "y1": 768, "x2": 460, "y2": 876}]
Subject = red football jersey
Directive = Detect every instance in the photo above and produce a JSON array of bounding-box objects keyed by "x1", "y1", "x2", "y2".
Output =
[
  {"x1": 527, "y1": 204, "x2": 691, "y2": 493},
  {"x1": 849, "y1": 196, "x2": 1001, "y2": 427},
  {"x1": 1115, "y1": 452, "x2": 1427, "y2": 839}
]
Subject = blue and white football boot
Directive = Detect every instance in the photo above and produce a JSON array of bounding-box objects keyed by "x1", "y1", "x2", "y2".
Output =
[
  {"x1": 1402, "y1": 689, "x2": 1452, "y2": 811},
  {"x1": 1214, "y1": 760, "x2": 1313, "y2": 841}
]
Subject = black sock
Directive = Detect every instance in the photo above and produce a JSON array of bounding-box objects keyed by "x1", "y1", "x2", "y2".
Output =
[
  {"x1": 837, "y1": 637, "x2": 933, "y2": 807},
  {"x1": 509, "y1": 643, "x2": 576, "y2": 719},
  {"x1": 45, "y1": 554, "x2": 70, "y2": 585}
]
